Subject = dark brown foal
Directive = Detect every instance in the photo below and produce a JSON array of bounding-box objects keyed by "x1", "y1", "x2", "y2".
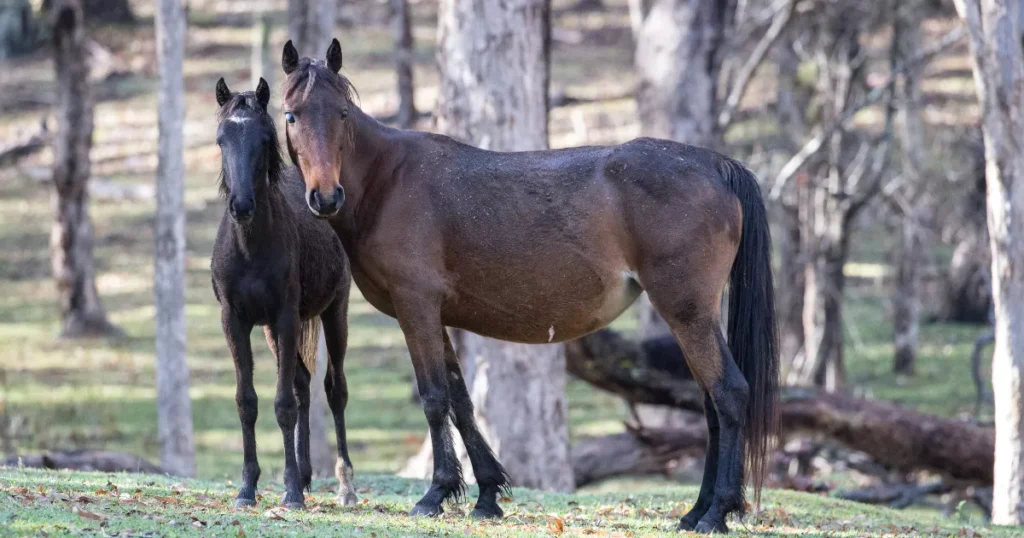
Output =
[
  {"x1": 210, "y1": 78, "x2": 357, "y2": 509},
  {"x1": 281, "y1": 40, "x2": 778, "y2": 533}
]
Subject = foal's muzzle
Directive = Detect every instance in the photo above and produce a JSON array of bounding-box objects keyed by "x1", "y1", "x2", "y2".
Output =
[
  {"x1": 307, "y1": 185, "x2": 345, "y2": 218},
  {"x1": 229, "y1": 196, "x2": 255, "y2": 224}
]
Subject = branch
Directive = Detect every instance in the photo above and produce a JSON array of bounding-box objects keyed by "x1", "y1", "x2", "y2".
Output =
[
  {"x1": 769, "y1": 26, "x2": 966, "y2": 201},
  {"x1": 718, "y1": 0, "x2": 795, "y2": 129}
]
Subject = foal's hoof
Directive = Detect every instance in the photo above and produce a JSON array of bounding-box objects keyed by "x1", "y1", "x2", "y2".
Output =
[
  {"x1": 281, "y1": 493, "x2": 306, "y2": 510},
  {"x1": 693, "y1": 518, "x2": 729, "y2": 534},
  {"x1": 470, "y1": 503, "x2": 504, "y2": 520},
  {"x1": 676, "y1": 517, "x2": 698, "y2": 532},
  {"x1": 336, "y1": 492, "x2": 359, "y2": 506},
  {"x1": 409, "y1": 502, "x2": 443, "y2": 517},
  {"x1": 234, "y1": 498, "x2": 257, "y2": 509}
]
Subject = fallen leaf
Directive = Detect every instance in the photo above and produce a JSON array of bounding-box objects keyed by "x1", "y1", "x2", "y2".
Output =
[
  {"x1": 236, "y1": 524, "x2": 246, "y2": 538},
  {"x1": 262, "y1": 507, "x2": 288, "y2": 521},
  {"x1": 72, "y1": 505, "x2": 106, "y2": 522},
  {"x1": 547, "y1": 515, "x2": 565, "y2": 534}
]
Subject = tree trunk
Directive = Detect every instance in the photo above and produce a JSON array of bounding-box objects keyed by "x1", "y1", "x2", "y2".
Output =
[
  {"x1": 955, "y1": 0, "x2": 1024, "y2": 524},
  {"x1": 250, "y1": 12, "x2": 273, "y2": 97},
  {"x1": 288, "y1": 0, "x2": 338, "y2": 59},
  {"x1": 410, "y1": 0, "x2": 573, "y2": 492},
  {"x1": 154, "y1": 0, "x2": 195, "y2": 478},
  {"x1": 80, "y1": 0, "x2": 134, "y2": 23},
  {"x1": 391, "y1": 0, "x2": 416, "y2": 128},
  {"x1": 305, "y1": 327, "x2": 334, "y2": 477},
  {"x1": 937, "y1": 168, "x2": 991, "y2": 324},
  {"x1": 0, "y1": 0, "x2": 43, "y2": 60},
  {"x1": 568, "y1": 328, "x2": 997, "y2": 487},
  {"x1": 632, "y1": 0, "x2": 730, "y2": 353},
  {"x1": 47, "y1": 0, "x2": 120, "y2": 340},
  {"x1": 891, "y1": 5, "x2": 926, "y2": 375}
]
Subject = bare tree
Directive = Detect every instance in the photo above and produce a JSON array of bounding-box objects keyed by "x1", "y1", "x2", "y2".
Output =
[
  {"x1": 154, "y1": 0, "x2": 195, "y2": 477},
  {"x1": 46, "y1": 0, "x2": 120, "y2": 339},
  {"x1": 404, "y1": 0, "x2": 573, "y2": 492},
  {"x1": 288, "y1": 0, "x2": 337, "y2": 58},
  {"x1": 955, "y1": 0, "x2": 1024, "y2": 525},
  {"x1": 391, "y1": 0, "x2": 416, "y2": 128}
]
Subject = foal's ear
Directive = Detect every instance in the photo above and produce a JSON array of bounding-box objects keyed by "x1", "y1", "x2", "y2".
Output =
[
  {"x1": 326, "y1": 38, "x2": 342, "y2": 73},
  {"x1": 215, "y1": 77, "x2": 232, "y2": 107},
  {"x1": 255, "y1": 77, "x2": 270, "y2": 110},
  {"x1": 282, "y1": 40, "x2": 299, "y2": 75}
]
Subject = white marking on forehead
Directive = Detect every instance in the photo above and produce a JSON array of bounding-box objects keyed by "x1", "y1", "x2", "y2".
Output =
[
  {"x1": 227, "y1": 115, "x2": 251, "y2": 124},
  {"x1": 548, "y1": 326, "x2": 555, "y2": 343}
]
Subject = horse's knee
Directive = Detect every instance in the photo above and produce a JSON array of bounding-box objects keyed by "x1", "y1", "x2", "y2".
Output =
[
  {"x1": 419, "y1": 386, "x2": 451, "y2": 427},
  {"x1": 274, "y1": 393, "x2": 298, "y2": 426},
  {"x1": 712, "y1": 369, "x2": 749, "y2": 429},
  {"x1": 236, "y1": 390, "x2": 258, "y2": 426}
]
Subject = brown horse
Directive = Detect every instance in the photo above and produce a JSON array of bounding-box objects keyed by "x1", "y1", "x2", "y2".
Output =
[
  {"x1": 281, "y1": 40, "x2": 779, "y2": 534},
  {"x1": 210, "y1": 78, "x2": 357, "y2": 509}
]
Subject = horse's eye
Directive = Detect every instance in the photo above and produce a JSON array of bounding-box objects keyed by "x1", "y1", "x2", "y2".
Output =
[
  {"x1": 340, "y1": 109, "x2": 349, "y2": 119},
  {"x1": 284, "y1": 112, "x2": 295, "y2": 123}
]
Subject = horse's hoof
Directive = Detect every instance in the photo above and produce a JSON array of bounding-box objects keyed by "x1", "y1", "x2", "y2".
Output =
[
  {"x1": 693, "y1": 518, "x2": 729, "y2": 534},
  {"x1": 281, "y1": 493, "x2": 306, "y2": 510},
  {"x1": 234, "y1": 497, "x2": 257, "y2": 509},
  {"x1": 676, "y1": 517, "x2": 698, "y2": 531},
  {"x1": 336, "y1": 492, "x2": 359, "y2": 506},
  {"x1": 470, "y1": 503, "x2": 503, "y2": 519},
  {"x1": 409, "y1": 502, "x2": 443, "y2": 517}
]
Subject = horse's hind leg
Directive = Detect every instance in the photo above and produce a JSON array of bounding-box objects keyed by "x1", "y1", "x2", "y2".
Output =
[
  {"x1": 648, "y1": 295, "x2": 748, "y2": 534},
  {"x1": 442, "y1": 329, "x2": 509, "y2": 519},
  {"x1": 320, "y1": 293, "x2": 358, "y2": 505},
  {"x1": 293, "y1": 358, "x2": 313, "y2": 492},
  {"x1": 678, "y1": 391, "x2": 720, "y2": 530},
  {"x1": 224, "y1": 310, "x2": 260, "y2": 508}
]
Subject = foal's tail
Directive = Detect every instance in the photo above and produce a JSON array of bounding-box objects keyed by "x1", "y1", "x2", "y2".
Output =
[
  {"x1": 720, "y1": 158, "x2": 780, "y2": 506},
  {"x1": 298, "y1": 319, "x2": 322, "y2": 376}
]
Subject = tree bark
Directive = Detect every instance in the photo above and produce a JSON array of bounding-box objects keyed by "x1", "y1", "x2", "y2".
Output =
[
  {"x1": 250, "y1": 12, "x2": 273, "y2": 97},
  {"x1": 288, "y1": 0, "x2": 338, "y2": 59},
  {"x1": 154, "y1": 0, "x2": 195, "y2": 478},
  {"x1": 391, "y1": 0, "x2": 416, "y2": 129},
  {"x1": 955, "y1": 0, "x2": 1024, "y2": 524},
  {"x1": 407, "y1": 0, "x2": 573, "y2": 492},
  {"x1": 47, "y1": 0, "x2": 120, "y2": 339}
]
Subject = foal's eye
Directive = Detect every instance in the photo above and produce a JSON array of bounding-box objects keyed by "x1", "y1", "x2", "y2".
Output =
[{"x1": 284, "y1": 112, "x2": 295, "y2": 124}]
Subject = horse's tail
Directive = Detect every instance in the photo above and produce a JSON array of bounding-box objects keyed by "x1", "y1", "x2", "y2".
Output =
[
  {"x1": 719, "y1": 157, "x2": 779, "y2": 506},
  {"x1": 298, "y1": 319, "x2": 322, "y2": 376}
]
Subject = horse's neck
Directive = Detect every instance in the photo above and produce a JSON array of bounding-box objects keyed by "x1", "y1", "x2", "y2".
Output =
[{"x1": 342, "y1": 108, "x2": 396, "y2": 204}]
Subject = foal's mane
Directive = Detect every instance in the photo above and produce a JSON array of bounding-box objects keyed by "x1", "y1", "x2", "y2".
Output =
[{"x1": 216, "y1": 91, "x2": 285, "y2": 198}]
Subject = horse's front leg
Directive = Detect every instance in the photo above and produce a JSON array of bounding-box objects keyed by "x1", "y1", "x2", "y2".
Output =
[
  {"x1": 269, "y1": 308, "x2": 304, "y2": 508},
  {"x1": 222, "y1": 309, "x2": 259, "y2": 508},
  {"x1": 393, "y1": 290, "x2": 462, "y2": 516}
]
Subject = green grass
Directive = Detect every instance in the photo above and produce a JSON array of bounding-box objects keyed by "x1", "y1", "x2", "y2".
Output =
[{"x1": 0, "y1": 468, "x2": 1010, "y2": 537}]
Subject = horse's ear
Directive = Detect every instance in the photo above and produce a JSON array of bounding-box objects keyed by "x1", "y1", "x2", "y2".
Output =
[
  {"x1": 216, "y1": 77, "x2": 231, "y2": 107},
  {"x1": 326, "y1": 38, "x2": 342, "y2": 73},
  {"x1": 256, "y1": 77, "x2": 270, "y2": 110},
  {"x1": 282, "y1": 40, "x2": 299, "y2": 75}
]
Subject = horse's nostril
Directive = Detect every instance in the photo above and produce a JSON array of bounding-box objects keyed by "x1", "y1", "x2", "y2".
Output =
[
  {"x1": 307, "y1": 189, "x2": 320, "y2": 211},
  {"x1": 334, "y1": 186, "x2": 345, "y2": 207}
]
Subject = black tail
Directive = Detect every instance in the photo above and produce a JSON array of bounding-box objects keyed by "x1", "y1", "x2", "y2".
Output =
[{"x1": 719, "y1": 158, "x2": 780, "y2": 506}]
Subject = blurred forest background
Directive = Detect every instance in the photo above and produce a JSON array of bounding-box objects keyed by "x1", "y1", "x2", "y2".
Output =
[{"x1": 2, "y1": 0, "x2": 1024, "y2": 532}]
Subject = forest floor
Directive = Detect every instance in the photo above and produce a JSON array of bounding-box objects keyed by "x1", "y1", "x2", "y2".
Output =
[
  {"x1": 0, "y1": 0, "x2": 1004, "y2": 535},
  {"x1": 0, "y1": 468, "x2": 1006, "y2": 537}
]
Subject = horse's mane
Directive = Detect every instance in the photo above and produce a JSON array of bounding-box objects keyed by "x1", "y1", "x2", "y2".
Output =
[
  {"x1": 283, "y1": 58, "x2": 359, "y2": 106},
  {"x1": 216, "y1": 91, "x2": 285, "y2": 198}
]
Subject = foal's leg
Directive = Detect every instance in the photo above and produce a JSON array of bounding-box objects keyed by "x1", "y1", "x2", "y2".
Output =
[
  {"x1": 677, "y1": 392, "x2": 720, "y2": 530},
  {"x1": 393, "y1": 292, "x2": 462, "y2": 516},
  {"x1": 223, "y1": 310, "x2": 260, "y2": 508},
  {"x1": 293, "y1": 359, "x2": 313, "y2": 492},
  {"x1": 320, "y1": 294, "x2": 359, "y2": 505},
  {"x1": 441, "y1": 330, "x2": 509, "y2": 519},
  {"x1": 269, "y1": 310, "x2": 305, "y2": 508}
]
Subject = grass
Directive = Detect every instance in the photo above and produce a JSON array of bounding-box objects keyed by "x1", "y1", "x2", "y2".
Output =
[
  {"x1": 0, "y1": 1, "x2": 1008, "y2": 536},
  {"x1": 0, "y1": 468, "x2": 1009, "y2": 537}
]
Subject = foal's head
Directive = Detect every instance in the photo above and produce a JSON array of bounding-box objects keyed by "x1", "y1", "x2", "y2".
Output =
[
  {"x1": 281, "y1": 38, "x2": 355, "y2": 218},
  {"x1": 215, "y1": 77, "x2": 283, "y2": 224}
]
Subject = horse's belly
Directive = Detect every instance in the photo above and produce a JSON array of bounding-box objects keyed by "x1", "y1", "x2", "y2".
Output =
[{"x1": 446, "y1": 272, "x2": 643, "y2": 344}]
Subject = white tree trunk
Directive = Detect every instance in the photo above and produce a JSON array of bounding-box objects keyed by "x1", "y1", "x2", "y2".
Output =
[
  {"x1": 288, "y1": 0, "x2": 337, "y2": 58},
  {"x1": 250, "y1": 12, "x2": 273, "y2": 95},
  {"x1": 955, "y1": 0, "x2": 1024, "y2": 525},
  {"x1": 404, "y1": 0, "x2": 573, "y2": 491},
  {"x1": 154, "y1": 0, "x2": 195, "y2": 478}
]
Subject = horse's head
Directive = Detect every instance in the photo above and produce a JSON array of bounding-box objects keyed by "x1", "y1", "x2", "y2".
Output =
[
  {"x1": 215, "y1": 77, "x2": 282, "y2": 224},
  {"x1": 281, "y1": 38, "x2": 352, "y2": 218}
]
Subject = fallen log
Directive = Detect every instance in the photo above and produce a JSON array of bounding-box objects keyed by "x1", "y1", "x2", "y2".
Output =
[
  {"x1": 2, "y1": 449, "x2": 163, "y2": 474},
  {"x1": 567, "y1": 329, "x2": 995, "y2": 486}
]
